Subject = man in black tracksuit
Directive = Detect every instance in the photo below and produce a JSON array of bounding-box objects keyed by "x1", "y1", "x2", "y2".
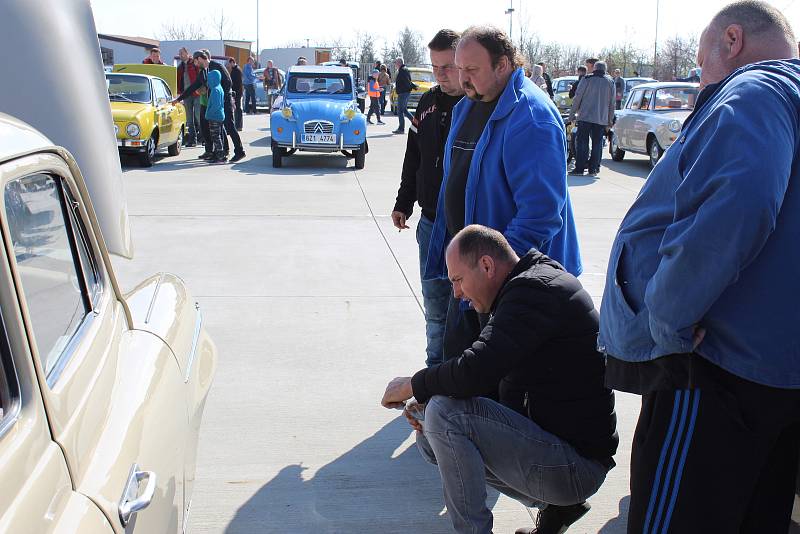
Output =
[
  {"x1": 392, "y1": 29, "x2": 464, "y2": 368},
  {"x1": 392, "y1": 57, "x2": 418, "y2": 133},
  {"x1": 382, "y1": 225, "x2": 618, "y2": 534},
  {"x1": 174, "y1": 51, "x2": 246, "y2": 162}
]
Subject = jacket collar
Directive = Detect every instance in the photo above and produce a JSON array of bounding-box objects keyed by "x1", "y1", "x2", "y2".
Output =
[
  {"x1": 491, "y1": 68, "x2": 528, "y2": 121},
  {"x1": 489, "y1": 249, "x2": 545, "y2": 313}
]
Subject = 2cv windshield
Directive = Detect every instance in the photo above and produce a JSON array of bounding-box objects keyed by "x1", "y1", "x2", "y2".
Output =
[
  {"x1": 106, "y1": 75, "x2": 152, "y2": 104},
  {"x1": 288, "y1": 74, "x2": 352, "y2": 95}
]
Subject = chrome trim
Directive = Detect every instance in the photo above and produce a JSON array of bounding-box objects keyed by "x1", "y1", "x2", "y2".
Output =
[
  {"x1": 184, "y1": 303, "x2": 202, "y2": 384},
  {"x1": 0, "y1": 365, "x2": 21, "y2": 440},
  {"x1": 45, "y1": 305, "x2": 99, "y2": 389},
  {"x1": 339, "y1": 133, "x2": 343, "y2": 151},
  {"x1": 291, "y1": 130, "x2": 296, "y2": 149},
  {"x1": 303, "y1": 120, "x2": 334, "y2": 134},
  {"x1": 144, "y1": 273, "x2": 163, "y2": 325}
]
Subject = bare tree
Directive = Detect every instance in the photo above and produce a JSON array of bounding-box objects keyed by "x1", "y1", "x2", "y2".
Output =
[
  {"x1": 357, "y1": 32, "x2": 377, "y2": 65},
  {"x1": 158, "y1": 20, "x2": 206, "y2": 41},
  {"x1": 655, "y1": 35, "x2": 699, "y2": 80},
  {"x1": 210, "y1": 9, "x2": 238, "y2": 41},
  {"x1": 330, "y1": 37, "x2": 354, "y2": 62},
  {"x1": 395, "y1": 27, "x2": 424, "y2": 66}
]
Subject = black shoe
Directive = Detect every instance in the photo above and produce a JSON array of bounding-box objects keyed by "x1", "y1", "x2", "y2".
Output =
[
  {"x1": 367, "y1": 118, "x2": 374, "y2": 124},
  {"x1": 392, "y1": 129, "x2": 404, "y2": 134},
  {"x1": 198, "y1": 152, "x2": 213, "y2": 160},
  {"x1": 208, "y1": 156, "x2": 228, "y2": 164},
  {"x1": 184, "y1": 141, "x2": 196, "y2": 148},
  {"x1": 588, "y1": 170, "x2": 599, "y2": 177},
  {"x1": 568, "y1": 169, "x2": 585, "y2": 176},
  {"x1": 515, "y1": 502, "x2": 590, "y2": 534},
  {"x1": 230, "y1": 152, "x2": 245, "y2": 163}
]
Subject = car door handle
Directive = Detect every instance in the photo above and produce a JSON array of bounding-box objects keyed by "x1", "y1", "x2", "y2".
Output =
[{"x1": 118, "y1": 464, "x2": 157, "y2": 526}]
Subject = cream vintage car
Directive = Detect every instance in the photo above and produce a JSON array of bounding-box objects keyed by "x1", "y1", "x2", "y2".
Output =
[
  {"x1": 0, "y1": 112, "x2": 217, "y2": 533},
  {"x1": 609, "y1": 81, "x2": 700, "y2": 168}
]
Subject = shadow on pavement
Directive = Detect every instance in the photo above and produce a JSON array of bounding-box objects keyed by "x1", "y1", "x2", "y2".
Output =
[
  {"x1": 567, "y1": 175, "x2": 599, "y2": 187},
  {"x1": 597, "y1": 495, "x2": 629, "y2": 533},
  {"x1": 224, "y1": 417, "x2": 499, "y2": 533},
  {"x1": 230, "y1": 154, "x2": 353, "y2": 176},
  {"x1": 602, "y1": 157, "x2": 651, "y2": 179}
]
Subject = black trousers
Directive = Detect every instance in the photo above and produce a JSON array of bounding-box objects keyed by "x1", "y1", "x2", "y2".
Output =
[
  {"x1": 222, "y1": 97, "x2": 244, "y2": 155},
  {"x1": 200, "y1": 105, "x2": 211, "y2": 154},
  {"x1": 628, "y1": 358, "x2": 800, "y2": 533},
  {"x1": 233, "y1": 92, "x2": 243, "y2": 130}
]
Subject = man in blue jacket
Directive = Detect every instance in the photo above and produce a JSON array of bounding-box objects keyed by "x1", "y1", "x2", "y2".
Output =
[
  {"x1": 598, "y1": 2, "x2": 800, "y2": 532},
  {"x1": 425, "y1": 25, "x2": 582, "y2": 360}
]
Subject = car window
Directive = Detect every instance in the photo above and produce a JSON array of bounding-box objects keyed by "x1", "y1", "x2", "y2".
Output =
[
  {"x1": 411, "y1": 71, "x2": 434, "y2": 84},
  {"x1": 0, "y1": 310, "x2": 18, "y2": 431},
  {"x1": 159, "y1": 80, "x2": 173, "y2": 100},
  {"x1": 627, "y1": 90, "x2": 643, "y2": 110},
  {"x1": 4, "y1": 174, "x2": 91, "y2": 380},
  {"x1": 640, "y1": 90, "x2": 654, "y2": 110},
  {"x1": 654, "y1": 87, "x2": 699, "y2": 110},
  {"x1": 556, "y1": 79, "x2": 573, "y2": 93},
  {"x1": 106, "y1": 74, "x2": 152, "y2": 103},
  {"x1": 63, "y1": 188, "x2": 102, "y2": 307},
  {"x1": 152, "y1": 79, "x2": 166, "y2": 103},
  {"x1": 626, "y1": 79, "x2": 649, "y2": 93},
  {"x1": 288, "y1": 74, "x2": 352, "y2": 95}
]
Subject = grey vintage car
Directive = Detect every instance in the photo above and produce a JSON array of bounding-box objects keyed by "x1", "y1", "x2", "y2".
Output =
[{"x1": 609, "y1": 82, "x2": 700, "y2": 168}]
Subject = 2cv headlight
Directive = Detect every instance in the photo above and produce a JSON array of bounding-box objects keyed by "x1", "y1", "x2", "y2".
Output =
[
  {"x1": 125, "y1": 123, "x2": 141, "y2": 137},
  {"x1": 281, "y1": 106, "x2": 293, "y2": 119}
]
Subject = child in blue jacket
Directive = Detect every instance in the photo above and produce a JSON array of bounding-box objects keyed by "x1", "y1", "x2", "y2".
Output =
[{"x1": 205, "y1": 69, "x2": 226, "y2": 163}]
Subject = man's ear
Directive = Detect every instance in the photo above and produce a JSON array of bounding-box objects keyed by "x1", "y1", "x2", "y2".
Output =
[
  {"x1": 479, "y1": 255, "x2": 495, "y2": 277},
  {"x1": 724, "y1": 24, "x2": 745, "y2": 59}
]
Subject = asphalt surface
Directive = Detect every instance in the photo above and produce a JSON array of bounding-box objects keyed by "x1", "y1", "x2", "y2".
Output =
[{"x1": 109, "y1": 112, "x2": 683, "y2": 533}]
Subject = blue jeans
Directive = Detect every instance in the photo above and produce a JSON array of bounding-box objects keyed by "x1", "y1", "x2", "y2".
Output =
[
  {"x1": 417, "y1": 215, "x2": 451, "y2": 367},
  {"x1": 575, "y1": 121, "x2": 606, "y2": 173},
  {"x1": 243, "y1": 84, "x2": 257, "y2": 113},
  {"x1": 183, "y1": 95, "x2": 201, "y2": 144},
  {"x1": 397, "y1": 92, "x2": 413, "y2": 131},
  {"x1": 416, "y1": 396, "x2": 610, "y2": 534}
]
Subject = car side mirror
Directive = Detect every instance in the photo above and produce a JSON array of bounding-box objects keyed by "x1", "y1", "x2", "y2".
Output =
[{"x1": 157, "y1": 97, "x2": 167, "y2": 107}]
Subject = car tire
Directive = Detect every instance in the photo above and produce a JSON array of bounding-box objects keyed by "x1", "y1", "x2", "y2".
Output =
[
  {"x1": 648, "y1": 137, "x2": 663, "y2": 168},
  {"x1": 354, "y1": 143, "x2": 366, "y2": 169},
  {"x1": 272, "y1": 141, "x2": 284, "y2": 168},
  {"x1": 139, "y1": 133, "x2": 157, "y2": 167},
  {"x1": 167, "y1": 127, "x2": 183, "y2": 156},
  {"x1": 609, "y1": 132, "x2": 625, "y2": 162}
]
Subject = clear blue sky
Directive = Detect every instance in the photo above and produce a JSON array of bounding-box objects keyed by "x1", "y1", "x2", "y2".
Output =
[{"x1": 90, "y1": 0, "x2": 798, "y2": 54}]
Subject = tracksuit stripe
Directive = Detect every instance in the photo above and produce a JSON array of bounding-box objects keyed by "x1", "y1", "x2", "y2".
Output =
[
  {"x1": 651, "y1": 390, "x2": 692, "y2": 532},
  {"x1": 660, "y1": 390, "x2": 701, "y2": 533},
  {"x1": 643, "y1": 391, "x2": 684, "y2": 534}
]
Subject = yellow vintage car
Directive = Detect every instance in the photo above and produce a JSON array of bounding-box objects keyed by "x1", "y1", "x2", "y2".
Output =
[
  {"x1": 0, "y1": 111, "x2": 217, "y2": 533},
  {"x1": 390, "y1": 67, "x2": 435, "y2": 114},
  {"x1": 106, "y1": 68, "x2": 186, "y2": 167}
]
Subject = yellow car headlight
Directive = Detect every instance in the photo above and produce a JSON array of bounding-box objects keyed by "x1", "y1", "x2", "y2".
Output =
[
  {"x1": 126, "y1": 123, "x2": 140, "y2": 137},
  {"x1": 281, "y1": 107, "x2": 293, "y2": 119},
  {"x1": 344, "y1": 108, "x2": 356, "y2": 120}
]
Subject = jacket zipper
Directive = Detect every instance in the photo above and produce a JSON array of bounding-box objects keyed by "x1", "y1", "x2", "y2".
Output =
[{"x1": 523, "y1": 391, "x2": 529, "y2": 409}]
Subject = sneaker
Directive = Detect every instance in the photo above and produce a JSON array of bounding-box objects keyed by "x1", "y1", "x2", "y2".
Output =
[
  {"x1": 230, "y1": 152, "x2": 246, "y2": 163},
  {"x1": 568, "y1": 169, "x2": 585, "y2": 176},
  {"x1": 377, "y1": 120, "x2": 385, "y2": 125},
  {"x1": 588, "y1": 170, "x2": 599, "y2": 177},
  {"x1": 392, "y1": 129, "x2": 405, "y2": 134},
  {"x1": 208, "y1": 156, "x2": 228, "y2": 164},
  {"x1": 515, "y1": 502, "x2": 590, "y2": 534},
  {"x1": 367, "y1": 118, "x2": 375, "y2": 124},
  {"x1": 198, "y1": 152, "x2": 213, "y2": 160}
]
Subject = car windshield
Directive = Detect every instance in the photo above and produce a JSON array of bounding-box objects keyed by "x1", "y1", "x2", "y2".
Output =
[
  {"x1": 626, "y1": 79, "x2": 652, "y2": 93},
  {"x1": 288, "y1": 74, "x2": 352, "y2": 95},
  {"x1": 106, "y1": 75, "x2": 151, "y2": 103},
  {"x1": 555, "y1": 79, "x2": 574, "y2": 93},
  {"x1": 411, "y1": 71, "x2": 434, "y2": 83},
  {"x1": 654, "y1": 87, "x2": 699, "y2": 110}
]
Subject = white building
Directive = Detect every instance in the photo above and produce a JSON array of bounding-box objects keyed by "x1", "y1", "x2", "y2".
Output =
[
  {"x1": 259, "y1": 47, "x2": 333, "y2": 72},
  {"x1": 160, "y1": 40, "x2": 253, "y2": 67},
  {"x1": 97, "y1": 34, "x2": 159, "y2": 66}
]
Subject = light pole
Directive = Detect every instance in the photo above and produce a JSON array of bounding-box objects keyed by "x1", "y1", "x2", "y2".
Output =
[
  {"x1": 256, "y1": 0, "x2": 259, "y2": 67},
  {"x1": 653, "y1": 0, "x2": 660, "y2": 77},
  {"x1": 505, "y1": 0, "x2": 514, "y2": 40}
]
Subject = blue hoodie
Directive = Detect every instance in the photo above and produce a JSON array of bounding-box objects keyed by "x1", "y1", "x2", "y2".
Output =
[
  {"x1": 425, "y1": 68, "x2": 582, "y2": 281},
  {"x1": 598, "y1": 59, "x2": 800, "y2": 388},
  {"x1": 205, "y1": 69, "x2": 225, "y2": 122}
]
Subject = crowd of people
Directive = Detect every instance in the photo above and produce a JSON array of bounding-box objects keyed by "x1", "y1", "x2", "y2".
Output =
[{"x1": 381, "y1": 1, "x2": 800, "y2": 533}]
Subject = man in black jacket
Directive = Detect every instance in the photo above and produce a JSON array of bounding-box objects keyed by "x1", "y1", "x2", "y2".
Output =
[
  {"x1": 227, "y1": 58, "x2": 244, "y2": 131},
  {"x1": 537, "y1": 61, "x2": 554, "y2": 99},
  {"x1": 174, "y1": 51, "x2": 246, "y2": 162},
  {"x1": 392, "y1": 29, "x2": 463, "y2": 368},
  {"x1": 382, "y1": 225, "x2": 617, "y2": 534},
  {"x1": 392, "y1": 57, "x2": 418, "y2": 133}
]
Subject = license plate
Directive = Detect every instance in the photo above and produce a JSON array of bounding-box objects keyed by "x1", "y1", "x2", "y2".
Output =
[{"x1": 302, "y1": 133, "x2": 336, "y2": 144}]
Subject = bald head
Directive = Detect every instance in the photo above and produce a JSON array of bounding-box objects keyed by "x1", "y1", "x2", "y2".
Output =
[{"x1": 699, "y1": 0, "x2": 797, "y2": 86}]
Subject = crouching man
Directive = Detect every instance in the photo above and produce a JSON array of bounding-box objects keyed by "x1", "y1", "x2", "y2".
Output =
[{"x1": 381, "y1": 225, "x2": 618, "y2": 534}]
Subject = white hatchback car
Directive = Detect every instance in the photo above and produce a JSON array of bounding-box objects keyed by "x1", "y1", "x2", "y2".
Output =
[{"x1": 609, "y1": 82, "x2": 700, "y2": 168}]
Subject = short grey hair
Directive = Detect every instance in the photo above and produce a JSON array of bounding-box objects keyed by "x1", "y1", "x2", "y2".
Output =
[
  {"x1": 711, "y1": 0, "x2": 795, "y2": 42},
  {"x1": 395, "y1": 57, "x2": 404, "y2": 65},
  {"x1": 451, "y1": 225, "x2": 518, "y2": 267},
  {"x1": 595, "y1": 60, "x2": 607, "y2": 72}
]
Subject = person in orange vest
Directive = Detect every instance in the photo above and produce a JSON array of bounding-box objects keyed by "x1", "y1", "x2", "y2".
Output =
[{"x1": 366, "y1": 69, "x2": 385, "y2": 125}]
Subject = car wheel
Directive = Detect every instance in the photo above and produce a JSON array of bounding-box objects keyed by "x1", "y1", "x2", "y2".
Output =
[
  {"x1": 648, "y1": 137, "x2": 663, "y2": 168},
  {"x1": 354, "y1": 143, "x2": 366, "y2": 169},
  {"x1": 271, "y1": 140, "x2": 284, "y2": 168},
  {"x1": 167, "y1": 127, "x2": 183, "y2": 156},
  {"x1": 139, "y1": 133, "x2": 157, "y2": 167},
  {"x1": 610, "y1": 132, "x2": 625, "y2": 162}
]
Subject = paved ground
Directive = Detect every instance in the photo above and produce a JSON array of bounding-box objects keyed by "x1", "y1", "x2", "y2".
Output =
[{"x1": 111, "y1": 113, "x2": 655, "y2": 533}]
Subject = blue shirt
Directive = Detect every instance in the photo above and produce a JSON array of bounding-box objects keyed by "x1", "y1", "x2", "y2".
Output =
[
  {"x1": 243, "y1": 63, "x2": 256, "y2": 85},
  {"x1": 425, "y1": 68, "x2": 582, "y2": 280},
  {"x1": 598, "y1": 60, "x2": 800, "y2": 388}
]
